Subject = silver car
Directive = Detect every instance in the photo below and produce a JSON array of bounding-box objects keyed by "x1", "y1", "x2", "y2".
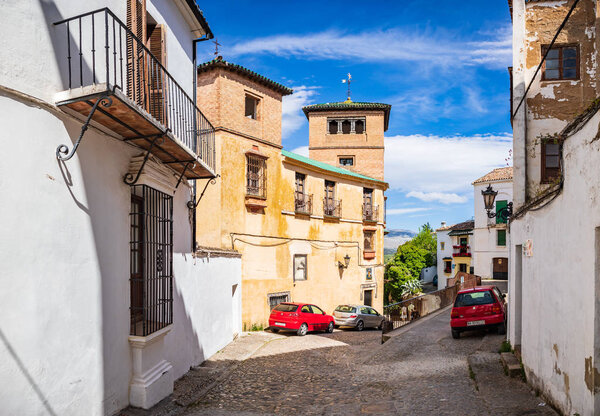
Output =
[{"x1": 333, "y1": 305, "x2": 384, "y2": 331}]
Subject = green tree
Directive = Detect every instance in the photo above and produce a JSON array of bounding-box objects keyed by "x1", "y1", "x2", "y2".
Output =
[{"x1": 384, "y1": 223, "x2": 437, "y2": 304}]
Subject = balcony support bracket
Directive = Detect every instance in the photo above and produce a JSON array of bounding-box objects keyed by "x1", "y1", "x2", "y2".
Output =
[
  {"x1": 187, "y1": 174, "x2": 220, "y2": 209},
  {"x1": 175, "y1": 162, "x2": 195, "y2": 189},
  {"x1": 123, "y1": 132, "x2": 169, "y2": 186},
  {"x1": 56, "y1": 94, "x2": 113, "y2": 161}
]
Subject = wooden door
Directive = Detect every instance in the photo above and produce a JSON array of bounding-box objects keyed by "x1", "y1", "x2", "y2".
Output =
[
  {"x1": 493, "y1": 257, "x2": 508, "y2": 280},
  {"x1": 364, "y1": 290, "x2": 373, "y2": 307}
]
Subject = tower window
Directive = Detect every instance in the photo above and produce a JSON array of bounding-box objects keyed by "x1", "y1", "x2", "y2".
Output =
[
  {"x1": 355, "y1": 119, "x2": 364, "y2": 134},
  {"x1": 339, "y1": 157, "x2": 354, "y2": 166},
  {"x1": 341, "y1": 120, "x2": 351, "y2": 134},
  {"x1": 245, "y1": 94, "x2": 259, "y2": 119},
  {"x1": 542, "y1": 44, "x2": 579, "y2": 81},
  {"x1": 328, "y1": 120, "x2": 338, "y2": 134}
]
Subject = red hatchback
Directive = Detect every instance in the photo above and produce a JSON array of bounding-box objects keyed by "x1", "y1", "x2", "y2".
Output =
[
  {"x1": 450, "y1": 286, "x2": 506, "y2": 339},
  {"x1": 269, "y1": 302, "x2": 335, "y2": 336}
]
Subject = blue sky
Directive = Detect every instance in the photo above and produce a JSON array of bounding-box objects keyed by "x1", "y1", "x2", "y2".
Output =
[{"x1": 196, "y1": 1, "x2": 513, "y2": 232}]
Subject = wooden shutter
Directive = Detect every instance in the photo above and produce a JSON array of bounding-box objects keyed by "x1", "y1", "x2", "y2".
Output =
[
  {"x1": 496, "y1": 200, "x2": 507, "y2": 224},
  {"x1": 497, "y1": 230, "x2": 506, "y2": 246},
  {"x1": 126, "y1": 0, "x2": 147, "y2": 106},
  {"x1": 147, "y1": 25, "x2": 167, "y2": 124}
]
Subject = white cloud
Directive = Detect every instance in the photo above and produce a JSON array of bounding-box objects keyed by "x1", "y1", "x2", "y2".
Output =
[
  {"x1": 406, "y1": 191, "x2": 468, "y2": 205},
  {"x1": 385, "y1": 133, "x2": 512, "y2": 195},
  {"x1": 290, "y1": 145, "x2": 309, "y2": 157},
  {"x1": 387, "y1": 207, "x2": 431, "y2": 216},
  {"x1": 228, "y1": 28, "x2": 511, "y2": 69},
  {"x1": 282, "y1": 85, "x2": 319, "y2": 139}
]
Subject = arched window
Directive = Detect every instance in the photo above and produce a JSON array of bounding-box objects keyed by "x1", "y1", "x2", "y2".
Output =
[
  {"x1": 328, "y1": 120, "x2": 338, "y2": 134},
  {"x1": 355, "y1": 120, "x2": 364, "y2": 134},
  {"x1": 341, "y1": 120, "x2": 351, "y2": 134}
]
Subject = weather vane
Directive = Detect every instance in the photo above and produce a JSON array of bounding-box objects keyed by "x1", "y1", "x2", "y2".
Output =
[
  {"x1": 341, "y1": 73, "x2": 352, "y2": 101},
  {"x1": 213, "y1": 38, "x2": 221, "y2": 57}
]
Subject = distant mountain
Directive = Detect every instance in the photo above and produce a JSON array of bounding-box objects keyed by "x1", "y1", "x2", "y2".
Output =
[{"x1": 384, "y1": 229, "x2": 417, "y2": 252}]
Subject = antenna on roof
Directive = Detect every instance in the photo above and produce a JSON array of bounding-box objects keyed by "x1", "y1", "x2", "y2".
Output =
[
  {"x1": 213, "y1": 38, "x2": 221, "y2": 57},
  {"x1": 341, "y1": 73, "x2": 352, "y2": 102}
]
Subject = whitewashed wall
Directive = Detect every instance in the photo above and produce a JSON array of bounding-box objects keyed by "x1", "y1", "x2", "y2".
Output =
[
  {"x1": 472, "y1": 180, "x2": 511, "y2": 279},
  {"x1": 0, "y1": 1, "x2": 237, "y2": 415},
  {"x1": 509, "y1": 106, "x2": 600, "y2": 416},
  {"x1": 436, "y1": 228, "x2": 453, "y2": 289}
]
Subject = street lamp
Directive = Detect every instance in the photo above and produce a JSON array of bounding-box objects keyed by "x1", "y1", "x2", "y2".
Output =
[
  {"x1": 338, "y1": 254, "x2": 351, "y2": 269},
  {"x1": 481, "y1": 184, "x2": 513, "y2": 221}
]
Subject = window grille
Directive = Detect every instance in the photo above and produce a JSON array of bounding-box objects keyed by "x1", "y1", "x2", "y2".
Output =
[
  {"x1": 268, "y1": 292, "x2": 290, "y2": 309},
  {"x1": 246, "y1": 155, "x2": 267, "y2": 198},
  {"x1": 130, "y1": 185, "x2": 173, "y2": 336}
]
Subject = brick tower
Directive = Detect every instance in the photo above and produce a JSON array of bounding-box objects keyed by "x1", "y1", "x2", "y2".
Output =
[{"x1": 302, "y1": 100, "x2": 391, "y2": 181}]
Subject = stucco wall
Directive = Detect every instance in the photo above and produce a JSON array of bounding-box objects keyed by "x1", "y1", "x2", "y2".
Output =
[
  {"x1": 472, "y1": 180, "x2": 511, "y2": 279},
  {"x1": 509, "y1": 102, "x2": 600, "y2": 416},
  {"x1": 436, "y1": 229, "x2": 453, "y2": 289}
]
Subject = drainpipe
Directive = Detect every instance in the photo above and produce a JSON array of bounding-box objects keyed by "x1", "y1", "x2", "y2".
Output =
[{"x1": 191, "y1": 35, "x2": 211, "y2": 252}]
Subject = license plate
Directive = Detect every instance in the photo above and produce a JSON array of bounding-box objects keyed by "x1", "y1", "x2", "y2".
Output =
[
  {"x1": 274, "y1": 322, "x2": 285, "y2": 327},
  {"x1": 467, "y1": 320, "x2": 485, "y2": 326}
]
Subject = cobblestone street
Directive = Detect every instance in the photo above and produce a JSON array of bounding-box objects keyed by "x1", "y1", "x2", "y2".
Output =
[{"x1": 123, "y1": 307, "x2": 557, "y2": 416}]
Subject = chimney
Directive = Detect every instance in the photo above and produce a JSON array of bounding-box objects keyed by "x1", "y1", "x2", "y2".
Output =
[{"x1": 441, "y1": 221, "x2": 447, "y2": 228}]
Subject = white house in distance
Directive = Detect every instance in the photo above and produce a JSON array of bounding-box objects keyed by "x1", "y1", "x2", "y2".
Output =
[
  {"x1": 0, "y1": 1, "x2": 241, "y2": 415},
  {"x1": 436, "y1": 222, "x2": 453, "y2": 289},
  {"x1": 436, "y1": 220, "x2": 474, "y2": 289},
  {"x1": 472, "y1": 167, "x2": 513, "y2": 280}
]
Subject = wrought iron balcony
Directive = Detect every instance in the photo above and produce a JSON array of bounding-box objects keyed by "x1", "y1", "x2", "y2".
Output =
[
  {"x1": 323, "y1": 198, "x2": 342, "y2": 218},
  {"x1": 452, "y1": 245, "x2": 471, "y2": 257},
  {"x1": 294, "y1": 192, "x2": 313, "y2": 215},
  {"x1": 362, "y1": 203, "x2": 379, "y2": 222},
  {"x1": 53, "y1": 8, "x2": 215, "y2": 180}
]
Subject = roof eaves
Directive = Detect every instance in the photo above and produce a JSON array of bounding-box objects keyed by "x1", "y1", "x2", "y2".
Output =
[
  {"x1": 183, "y1": 0, "x2": 214, "y2": 39},
  {"x1": 302, "y1": 101, "x2": 392, "y2": 131}
]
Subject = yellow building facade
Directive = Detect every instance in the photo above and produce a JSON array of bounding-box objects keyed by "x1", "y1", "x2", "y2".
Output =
[{"x1": 195, "y1": 57, "x2": 389, "y2": 327}]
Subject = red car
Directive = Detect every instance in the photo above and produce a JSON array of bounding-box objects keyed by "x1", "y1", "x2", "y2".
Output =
[
  {"x1": 450, "y1": 286, "x2": 507, "y2": 339},
  {"x1": 269, "y1": 302, "x2": 335, "y2": 336}
]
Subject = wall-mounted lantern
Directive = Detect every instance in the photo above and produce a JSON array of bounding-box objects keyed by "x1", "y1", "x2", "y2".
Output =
[
  {"x1": 338, "y1": 254, "x2": 351, "y2": 269},
  {"x1": 481, "y1": 184, "x2": 513, "y2": 221}
]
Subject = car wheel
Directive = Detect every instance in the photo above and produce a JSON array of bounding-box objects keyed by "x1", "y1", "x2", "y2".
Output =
[
  {"x1": 326, "y1": 322, "x2": 334, "y2": 333},
  {"x1": 297, "y1": 323, "x2": 308, "y2": 336},
  {"x1": 356, "y1": 320, "x2": 364, "y2": 331},
  {"x1": 270, "y1": 327, "x2": 279, "y2": 333},
  {"x1": 497, "y1": 322, "x2": 507, "y2": 335},
  {"x1": 451, "y1": 329, "x2": 460, "y2": 339}
]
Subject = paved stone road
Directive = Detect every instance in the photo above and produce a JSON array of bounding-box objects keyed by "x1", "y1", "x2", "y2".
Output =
[{"x1": 123, "y1": 308, "x2": 556, "y2": 416}]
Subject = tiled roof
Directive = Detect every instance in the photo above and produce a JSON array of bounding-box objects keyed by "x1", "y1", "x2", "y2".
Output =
[
  {"x1": 302, "y1": 100, "x2": 392, "y2": 131},
  {"x1": 197, "y1": 57, "x2": 293, "y2": 96},
  {"x1": 449, "y1": 220, "x2": 474, "y2": 232},
  {"x1": 281, "y1": 150, "x2": 387, "y2": 185},
  {"x1": 473, "y1": 167, "x2": 513, "y2": 184},
  {"x1": 436, "y1": 225, "x2": 453, "y2": 232}
]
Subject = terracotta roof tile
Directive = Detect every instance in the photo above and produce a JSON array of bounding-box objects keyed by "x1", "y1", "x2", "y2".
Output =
[{"x1": 473, "y1": 167, "x2": 513, "y2": 184}]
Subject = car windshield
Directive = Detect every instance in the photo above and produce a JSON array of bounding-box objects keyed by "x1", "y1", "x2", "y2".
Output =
[
  {"x1": 335, "y1": 305, "x2": 356, "y2": 313},
  {"x1": 455, "y1": 291, "x2": 495, "y2": 307},
  {"x1": 273, "y1": 304, "x2": 298, "y2": 312}
]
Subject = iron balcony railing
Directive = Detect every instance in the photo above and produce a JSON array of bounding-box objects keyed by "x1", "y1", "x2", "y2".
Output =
[
  {"x1": 452, "y1": 245, "x2": 471, "y2": 257},
  {"x1": 53, "y1": 8, "x2": 215, "y2": 171},
  {"x1": 323, "y1": 198, "x2": 342, "y2": 218},
  {"x1": 362, "y1": 203, "x2": 379, "y2": 222},
  {"x1": 294, "y1": 192, "x2": 313, "y2": 215}
]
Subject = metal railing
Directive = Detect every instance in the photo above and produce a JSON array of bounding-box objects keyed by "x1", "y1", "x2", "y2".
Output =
[
  {"x1": 294, "y1": 192, "x2": 313, "y2": 215},
  {"x1": 363, "y1": 203, "x2": 379, "y2": 222},
  {"x1": 53, "y1": 8, "x2": 215, "y2": 171},
  {"x1": 323, "y1": 198, "x2": 342, "y2": 218},
  {"x1": 452, "y1": 245, "x2": 471, "y2": 257}
]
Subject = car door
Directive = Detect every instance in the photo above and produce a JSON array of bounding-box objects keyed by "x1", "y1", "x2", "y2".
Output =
[
  {"x1": 368, "y1": 307, "x2": 381, "y2": 327},
  {"x1": 359, "y1": 307, "x2": 371, "y2": 326},
  {"x1": 310, "y1": 305, "x2": 326, "y2": 330},
  {"x1": 300, "y1": 304, "x2": 314, "y2": 329}
]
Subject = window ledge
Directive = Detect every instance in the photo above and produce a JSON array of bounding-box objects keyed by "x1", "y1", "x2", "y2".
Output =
[
  {"x1": 363, "y1": 250, "x2": 376, "y2": 260},
  {"x1": 245, "y1": 195, "x2": 267, "y2": 209},
  {"x1": 128, "y1": 325, "x2": 172, "y2": 348}
]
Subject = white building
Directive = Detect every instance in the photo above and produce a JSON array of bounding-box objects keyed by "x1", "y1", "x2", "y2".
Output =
[
  {"x1": 509, "y1": 1, "x2": 600, "y2": 414},
  {"x1": 0, "y1": 1, "x2": 241, "y2": 414},
  {"x1": 435, "y1": 222, "x2": 453, "y2": 289},
  {"x1": 472, "y1": 167, "x2": 512, "y2": 280}
]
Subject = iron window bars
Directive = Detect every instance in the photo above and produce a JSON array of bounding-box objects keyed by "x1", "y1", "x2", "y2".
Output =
[
  {"x1": 246, "y1": 155, "x2": 267, "y2": 198},
  {"x1": 294, "y1": 192, "x2": 313, "y2": 215},
  {"x1": 130, "y1": 185, "x2": 173, "y2": 336},
  {"x1": 362, "y1": 203, "x2": 379, "y2": 222},
  {"x1": 323, "y1": 198, "x2": 342, "y2": 218},
  {"x1": 53, "y1": 8, "x2": 215, "y2": 171}
]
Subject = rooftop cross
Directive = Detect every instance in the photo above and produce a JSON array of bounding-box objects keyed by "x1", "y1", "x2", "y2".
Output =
[
  {"x1": 341, "y1": 73, "x2": 352, "y2": 102},
  {"x1": 213, "y1": 38, "x2": 221, "y2": 56}
]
